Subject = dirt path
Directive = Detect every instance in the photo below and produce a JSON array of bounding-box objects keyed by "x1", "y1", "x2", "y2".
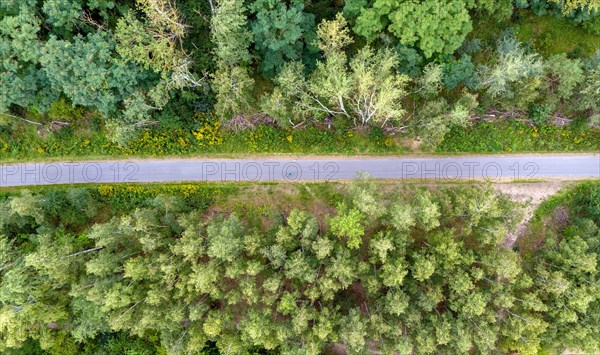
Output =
[{"x1": 494, "y1": 182, "x2": 568, "y2": 248}]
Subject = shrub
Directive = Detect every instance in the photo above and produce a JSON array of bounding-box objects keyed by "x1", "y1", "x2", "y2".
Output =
[
  {"x1": 528, "y1": 103, "x2": 554, "y2": 126},
  {"x1": 47, "y1": 98, "x2": 87, "y2": 123}
]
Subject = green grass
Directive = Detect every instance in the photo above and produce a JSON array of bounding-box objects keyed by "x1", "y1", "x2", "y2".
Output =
[
  {"x1": 515, "y1": 11, "x2": 600, "y2": 57},
  {"x1": 1, "y1": 119, "x2": 599, "y2": 163},
  {"x1": 0, "y1": 123, "x2": 404, "y2": 162},
  {"x1": 470, "y1": 9, "x2": 600, "y2": 60},
  {"x1": 437, "y1": 120, "x2": 600, "y2": 153}
]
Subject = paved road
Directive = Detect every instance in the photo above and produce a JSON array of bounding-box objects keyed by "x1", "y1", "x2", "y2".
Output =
[{"x1": 0, "y1": 155, "x2": 598, "y2": 187}]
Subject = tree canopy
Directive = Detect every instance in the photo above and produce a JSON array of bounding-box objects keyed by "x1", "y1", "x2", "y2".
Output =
[{"x1": 2, "y1": 181, "x2": 599, "y2": 353}]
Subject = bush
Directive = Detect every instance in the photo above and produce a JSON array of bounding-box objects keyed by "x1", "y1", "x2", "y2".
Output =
[
  {"x1": 528, "y1": 103, "x2": 553, "y2": 126},
  {"x1": 47, "y1": 98, "x2": 87, "y2": 123},
  {"x1": 574, "y1": 183, "x2": 600, "y2": 221},
  {"x1": 583, "y1": 16, "x2": 600, "y2": 36}
]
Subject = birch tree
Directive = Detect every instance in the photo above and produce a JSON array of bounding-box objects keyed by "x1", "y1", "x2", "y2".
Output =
[{"x1": 263, "y1": 13, "x2": 409, "y2": 127}]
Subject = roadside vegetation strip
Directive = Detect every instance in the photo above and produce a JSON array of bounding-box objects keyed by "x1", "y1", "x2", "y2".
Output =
[{"x1": 1, "y1": 120, "x2": 599, "y2": 164}]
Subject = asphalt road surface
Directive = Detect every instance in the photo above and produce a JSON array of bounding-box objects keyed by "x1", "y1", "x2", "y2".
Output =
[{"x1": 0, "y1": 154, "x2": 598, "y2": 187}]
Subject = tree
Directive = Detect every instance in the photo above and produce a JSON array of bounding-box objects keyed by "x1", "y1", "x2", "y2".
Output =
[
  {"x1": 387, "y1": 201, "x2": 416, "y2": 232},
  {"x1": 41, "y1": 32, "x2": 123, "y2": 115},
  {"x1": 443, "y1": 55, "x2": 479, "y2": 90},
  {"x1": 206, "y1": 214, "x2": 245, "y2": 262},
  {"x1": 348, "y1": 46, "x2": 410, "y2": 126},
  {"x1": 263, "y1": 13, "x2": 409, "y2": 127},
  {"x1": 416, "y1": 63, "x2": 444, "y2": 97},
  {"x1": 211, "y1": 66, "x2": 255, "y2": 118},
  {"x1": 351, "y1": 0, "x2": 473, "y2": 58},
  {"x1": 42, "y1": 0, "x2": 82, "y2": 31},
  {"x1": 412, "y1": 190, "x2": 441, "y2": 231},
  {"x1": 0, "y1": 5, "x2": 54, "y2": 114},
  {"x1": 347, "y1": 173, "x2": 384, "y2": 219},
  {"x1": 523, "y1": 228, "x2": 600, "y2": 352},
  {"x1": 8, "y1": 190, "x2": 45, "y2": 224},
  {"x1": 210, "y1": 0, "x2": 255, "y2": 118},
  {"x1": 329, "y1": 202, "x2": 365, "y2": 249},
  {"x1": 339, "y1": 309, "x2": 367, "y2": 353},
  {"x1": 548, "y1": 0, "x2": 600, "y2": 13},
  {"x1": 417, "y1": 92, "x2": 478, "y2": 149},
  {"x1": 40, "y1": 31, "x2": 168, "y2": 143},
  {"x1": 478, "y1": 35, "x2": 543, "y2": 109},
  {"x1": 578, "y1": 61, "x2": 600, "y2": 113},
  {"x1": 543, "y1": 54, "x2": 584, "y2": 105},
  {"x1": 115, "y1": 0, "x2": 201, "y2": 89},
  {"x1": 249, "y1": 0, "x2": 317, "y2": 76}
]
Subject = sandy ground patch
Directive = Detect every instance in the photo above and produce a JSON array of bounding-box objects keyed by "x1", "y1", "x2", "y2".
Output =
[{"x1": 494, "y1": 181, "x2": 568, "y2": 248}]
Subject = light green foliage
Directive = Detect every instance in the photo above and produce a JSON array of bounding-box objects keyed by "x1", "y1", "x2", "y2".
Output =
[
  {"x1": 0, "y1": 189, "x2": 107, "y2": 352},
  {"x1": 353, "y1": 0, "x2": 473, "y2": 58},
  {"x1": 581, "y1": 69, "x2": 600, "y2": 109},
  {"x1": 211, "y1": 0, "x2": 255, "y2": 118},
  {"x1": 264, "y1": 14, "x2": 409, "y2": 127},
  {"x1": 412, "y1": 189, "x2": 441, "y2": 231},
  {"x1": 544, "y1": 53, "x2": 584, "y2": 104},
  {"x1": 211, "y1": 0, "x2": 252, "y2": 66},
  {"x1": 115, "y1": 0, "x2": 200, "y2": 89},
  {"x1": 206, "y1": 214, "x2": 245, "y2": 261},
  {"x1": 347, "y1": 173, "x2": 384, "y2": 219},
  {"x1": 115, "y1": 13, "x2": 172, "y2": 73},
  {"x1": 329, "y1": 202, "x2": 365, "y2": 249},
  {"x1": 250, "y1": 0, "x2": 317, "y2": 76},
  {"x1": 502, "y1": 183, "x2": 600, "y2": 354},
  {"x1": 531, "y1": 219, "x2": 600, "y2": 352},
  {"x1": 416, "y1": 98, "x2": 455, "y2": 148},
  {"x1": 549, "y1": 0, "x2": 600, "y2": 13},
  {"x1": 387, "y1": 201, "x2": 415, "y2": 232},
  {"x1": 339, "y1": 309, "x2": 367, "y2": 352},
  {"x1": 8, "y1": 190, "x2": 46, "y2": 224},
  {"x1": 479, "y1": 35, "x2": 543, "y2": 109},
  {"x1": 417, "y1": 63, "x2": 444, "y2": 97},
  {"x1": 516, "y1": 221, "x2": 600, "y2": 352},
  {"x1": 412, "y1": 253, "x2": 436, "y2": 281},
  {"x1": 386, "y1": 0, "x2": 472, "y2": 58},
  {"x1": 212, "y1": 66, "x2": 255, "y2": 118},
  {"x1": 349, "y1": 46, "x2": 410, "y2": 125}
]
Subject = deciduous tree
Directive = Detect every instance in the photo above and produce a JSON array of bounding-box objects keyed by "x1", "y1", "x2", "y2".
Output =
[{"x1": 249, "y1": 0, "x2": 317, "y2": 76}]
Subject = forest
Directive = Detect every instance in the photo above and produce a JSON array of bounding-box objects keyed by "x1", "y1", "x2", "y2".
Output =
[
  {"x1": 2, "y1": 0, "x2": 600, "y2": 354},
  {"x1": 0, "y1": 0, "x2": 599, "y2": 158},
  {"x1": 0, "y1": 180, "x2": 599, "y2": 353}
]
